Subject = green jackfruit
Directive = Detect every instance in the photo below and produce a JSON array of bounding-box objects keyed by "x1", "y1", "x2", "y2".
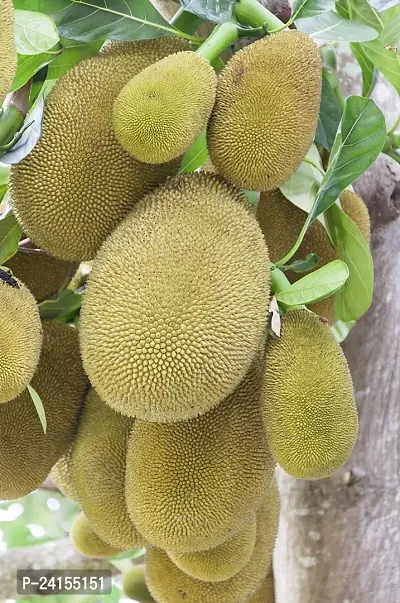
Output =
[
  {"x1": 0, "y1": 320, "x2": 88, "y2": 499},
  {"x1": 10, "y1": 38, "x2": 189, "y2": 262},
  {"x1": 248, "y1": 568, "x2": 275, "y2": 602},
  {"x1": 126, "y1": 353, "x2": 274, "y2": 553},
  {"x1": 261, "y1": 310, "x2": 358, "y2": 479},
  {"x1": 50, "y1": 447, "x2": 78, "y2": 502},
  {"x1": 0, "y1": 269, "x2": 42, "y2": 404},
  {"x1": 71, "y1": 513, "x2": 122, "y2": 558},
  {"x1": 340, "y1": 189, "x2": 371, "y2": 246},
  {"x1": 208, "y1": 31, "x2": 322, "y2": 190},
  {"x1": 70, "y1": 389, "x2": 145, "y2": 551},
  {"x1": 0, "y1": 0, "x2": 17, "y2": 106},
  {"x1": 113, "y1": 51, "x2": 217, "y2": 164},
  {"x1": 80, "y1": 173, "x2": 270, "y2": 422},
  {"x1": 145, "y1": 480, "x2": 279, "y2": 603},
  {"x1": 6, "y1": 245, "x2": 73, "y2": 302},
  {"x1": 168, "y1": 513, "x2": 257, "y2": 582},
  {"x1": 123, "y1": 566, "x2": 155, "y2": 602}
]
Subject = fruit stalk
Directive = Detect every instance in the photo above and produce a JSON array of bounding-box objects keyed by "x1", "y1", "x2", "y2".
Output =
[
  {"x1": 235, "y1": 0, "x2": 285, "y2": 31},
  {"x1": 196, "y1": 21, "x2": 239, "y2": 62}
]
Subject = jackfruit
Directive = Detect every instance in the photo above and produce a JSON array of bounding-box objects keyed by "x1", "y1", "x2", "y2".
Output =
[
  {"x1": 0, "y1": 269, "x2": 42, "y2": 404},
  {"x1": 10, "y1": 38, "x2": 189, "y2": 262},
  {"x1": 248, "y1": 568, "x2": 275, "y2": 602},
  {"x1": 167, "y1": 512, "x2": 257, "y2": 582},
  {"x1": 0, "y1": 320, "x2": 88, "y2": 499},
  {"x1": 71, "y1": 512, "x2": 122, "y2": 558},
  {"x1": 113, "y1": 51, "x2": 217, "y2": 164},
  {"x1": 207, "y1": 31, "x2": 322, "y2": 191},
  {"x1": 80, "y1": 173, "x2": 270, "y2": 422},
  {"x1": 0, "y1": 0, "x2": 17, "y2": 106},
  {"x1": 70, "y1": 389, "x2": 145, "y2": 551},
  {"x1": 125, "y1": 353, "x2": 274, "y2": 553},
  {"x1": 261, "y1": 310, "x2": 358, "y2": 479},
  {"x1": 256, "y1": 189, "x2": 370, "y2": 323},
  {"x1": 145, "y1": 480, "x2": 279, "y2": 603},
  {"x1": 123, "y1": 566, "x2": 155, "y2": 602},
  {"x1": 50, "y1": 447, "x2": 78, "y2": 502},
  {"x1": 6, "y1": 245, "x2": 74, "y2": 302}
]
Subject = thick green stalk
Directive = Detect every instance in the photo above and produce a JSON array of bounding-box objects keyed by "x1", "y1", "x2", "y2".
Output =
[
  {"x1": 235, "y1": 0, "x2": 285, "y2": 31},
  {"x1": 196, "y1": 21, "x2": 239, "y2": 63}
]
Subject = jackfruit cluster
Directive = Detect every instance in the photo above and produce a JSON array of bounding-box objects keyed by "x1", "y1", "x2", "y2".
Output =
[
  {"x1": 70, "y1": 513, "x2": 122, "y2": 558},
  {"x1": 0, "y1": 0, "x2": 17, "y2": 106},
  {"x1": 0, "y1": 269, "x2": 42, "y2": 404}
]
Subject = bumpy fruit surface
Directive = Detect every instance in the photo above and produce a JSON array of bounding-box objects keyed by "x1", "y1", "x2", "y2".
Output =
[{"x1": 0, "y1": 0, "x2": 17, "y2": 106}]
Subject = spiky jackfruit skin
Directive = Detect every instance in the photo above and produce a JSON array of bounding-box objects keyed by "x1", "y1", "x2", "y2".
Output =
[
  {"x1": 262, "y1": 310, "x2": 358, "y2": 479},
  {"x1": 50, "y1": 447, "x2": 78, "y2": 502},
  {"x1": 145, "y1": 481, "x2": 279, "y2": 603},
  {"x1": 0, "y1": 270, "x2": 42, "y2": 404},
  {"x1": 6, "y1": 246, "x2": 73, "y2": 302},
  {"x1": 80, "y1": 173, "x2": 270, "y2": 422},
  {"x1": 70, "y1": 389, "x2": 145, "y2": 550},
  {"x1": 0, "y1": 320, "x2": 88, "y2": 499},
  {"x1": 126, "y1": 353, "x2": 274, "y2": 553},
  {"x1": 168, "y1": 513, "x2": 257, "y2": 582},
  {"x1": 0, "y1": 0, "x2": 17, "y2": 106},
  {"x1": 123, "y1": 566, "x2": 155, "y2": 602},
  {"x1": 340, "y1": 189, "x2": 371, "y2": 246},
  {"x1": 113, "y1": 51, "x2": 217, "y2": 164},
  {"x1": 207, "y1": 31, "x2": 322, "y2": 191},
  {"x1": 10, "y1": 38, "x2": 189, "y2": 262},
  {"x1": 248, "y1": 569, "x2": 275, "y2": 602},
  {"x1": 71, "y1": 513, "x2": 122, "y2": 558}
]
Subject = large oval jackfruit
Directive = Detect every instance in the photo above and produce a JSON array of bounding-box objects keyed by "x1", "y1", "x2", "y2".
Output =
[
  {"x1": 126, "y1": 354, "x2": 274, "y2": 553},
  {"x1": 71, "y1": 513, "x2": 122, "y2": 558},
  {"x1": 0, "y1": 269, "x2": 42, "y2": 404},
  {"x1": 123, "y1": 566, "x2": 155, "y2": 602},
  {"x1": 145, "y1": 481, "x2": 280, "y2": 603},
  {"x1": 70, "y1": 389, "x2": 145, "y2": 551},
  {"x1": 113, "y1": 51, "x2": 217, "y2": 164},
  {"x1": 207, "y1": 31, "x2": 322, "y2": 191},
  {"x1": 50, "y1": 446, "x2": 78, "y2": 502},
  {"x1": 0, "y1": 320, "x2": 88, "y2": 499},
  {"x1": 10, "y1": 38, "x2": 189, "y2": 262},
  {"x1": 261, "y1": 310, "x2": 358, "y2": 479},
  {"x1": 80, "y1": 173, "x2": 270, "y2": 422},
  {"x1": 0, "y1": 0, "x2": 17, "y2": 106}
]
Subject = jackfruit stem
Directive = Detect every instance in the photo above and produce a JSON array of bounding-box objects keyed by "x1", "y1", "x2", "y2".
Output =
[
  {"x1": 275, "y1": 218, "x2": 310, "y2": 267},
  {"x1": 235, "y1": 0, "x2": 286, "y2": 32},
  {"x1": 196, "y1": 22, "x2": 239, "y2": 63}
]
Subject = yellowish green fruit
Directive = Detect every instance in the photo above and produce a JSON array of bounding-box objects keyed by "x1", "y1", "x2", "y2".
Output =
[
  {"x1": 126, "y1": 353, "x2": 274, "y2": 553},
  {"x1": 248, "y1": 568, "x2": 275, "y2": 602},
  {"x1": 80, "y1": 173, "x2": 270, "y2": 421},
  {"x1": 0, "y1": 320, "x2": 88, "y2": 499},
  {"x1": 0, "y1": 0, "x2": 17, "y2": 106},
  {"x1": 145, "y1": 480, "x2": 279, "y2": 603},
  {"x1": 123, "y1": 566, "x2": 155, "y2": 602},
  {"x1": 71, "y1": 513, "x2": 122, "y2": 558},
  {"x1": 10, "y1": 38, "x2": 189, "y2": 262},
  {"x1": 113, "y1": 51, "x2": 217, "y2": 164},
  {"x1": 208, "y1": 31, "x2": 322, "y2": 190},
  {"x1": 0, "y1": 269, "x2": 42, "y2": 404},
  {"x1": 70, "y1": 389, "x2": 145, "y2": 551},
  {"x1": 50, "y1": 447, "x2": 78, "y2": 502},
  {"x1": 261, "y1": 310, "x2": 358, "y2": 479},
  {"x1": 340, "y1": 189, "x2": 371, "y2": 246},
  {"x1": 168, "y1": 513, "x2": 257, "y2": 582}
]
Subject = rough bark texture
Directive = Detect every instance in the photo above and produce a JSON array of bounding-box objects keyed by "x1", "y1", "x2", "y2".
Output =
[{"x1": 274, "y1": 50, "x2": 400, "y2": 603}]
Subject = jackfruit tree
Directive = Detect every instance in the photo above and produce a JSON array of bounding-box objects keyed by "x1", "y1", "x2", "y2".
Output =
[{"x1": 0, "y1": 0, "x2": 398, "y2": 602}]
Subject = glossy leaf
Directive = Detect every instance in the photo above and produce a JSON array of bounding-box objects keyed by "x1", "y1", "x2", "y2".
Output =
[
  {"x1": 39, "y1": 289, "x2": 82, "y2": 319},
  {"x1": 276, "y1": 259, "x2": 349, "y2": 307},
  {"x1": 380, "y1": 3, "x2": 400, "y2": 27},
  {"x1": 337, "y1": 0, "x2": 382, "y2": 31},
  {"x1": 179, "y1": 130, "x2": 209, "y2": 173},
  {"x1": 0, "y1": 97, "x2": 45, "y2": 165},
  {"x1": 315, "y1": 70, "x2": 342, "y2": 149},
  {"x1": 282, "y1": 253, "x2": 319, "y2": 274},
  {"x1": 350, "y1": 42, "x2": 377, "y2": 97},
  {"x1": 294, "y1": 0, "x2": 334, "y2": 19},
  {"x1": 47, "y1": 41, "x2": 103, "y2": 79},
  {"x1": 0, "y1": 213, "x2": 22, "y2": 265},
  {"x1": 179, "y1": 0, "x2": 234, "y2": 23},
  {"x1": 362, "y1": 39, "x2": 400, "y2": 95},
  {"x1": 380, "y1": 13, "x2": 400, "y2": 50},
  {"x1": 11, "y1": 50, "x2": 59, "y2": 92},
  {"x1": 296, "y1": 11, "x2": 379, "y2": 41},
  {"x1": 27, "y1": 384, "x2": 47, "y2": 434},
  {"x1": 14, "y1": 10, "x2": 59, "y2": 55}
]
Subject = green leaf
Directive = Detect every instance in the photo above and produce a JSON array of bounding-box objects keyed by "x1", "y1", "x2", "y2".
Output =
[
  {"x1": 39, "y1": 289, "x2": 82, "y2": 319},
  {"x1": 27, "y1": 384, "x2": 47, "y2": 434},
  {"x1": 14, "y1": 10, "x2": 60, "y2": 55},
  {"x1": 242, "y1": 189, "x2": 258, "y2": 208},
  {"x1": 309, "y1": 95, "x2": 386, "y2": 222},
  {"x1": 179, "y1": 0, "x2": 235, "y2": 23},
  {"x1": 47, "y1": 41, "x2": 103, "y2": 79},
  {"x1": 179, "y1": 130, "x2": 209, "y2": 173},
  {"x1": 281, "y1": 253, "x2": 319, "y2": 274},
  {"x1": 0, "y1": 213, "x2": 22, "y2": 265},
  {"x1": 361, "y1": 39, "x2": 400, "y2": 95},
  {"x1": 0, "y1": 97, "x2": 45, "y2": 165},
  {"x1": 296, "y1": 11, "x2": 379, "y2": 41},
  {"x1": 380, "y1": 4, "x2": 400, "y2": 27},
  {"x1": 329, "y1": 203, "x2": 374, "y2": 320},
  {"x1": 350, "y1": 42, "x2": 378, "y2": 97},
  {"x1": 295, "y1": 0, "x2": 335, "y2": 19},
  {"x1": 380, "y1": 13, "x2": 400, "y2": 50},
  {"x1": 338, "y1": 0, "x2": 382, "y2": 31},
  {"x1": 331, "y1": 318, "x2": 356, "y2": 342},
  {"x1": 11, "y1": 50, "x2": 59, "y2": 92},
  {"x1": 276, "y1": 259, "x2": 349, "y2": 307},
  {"x1": 315, "y1": 70, "x2": 342, "y2": 149}
]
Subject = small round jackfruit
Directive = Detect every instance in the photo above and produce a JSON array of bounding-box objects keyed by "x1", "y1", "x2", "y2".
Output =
[
  {"x1": 248, "y1": 568, "x2": 275, "y2": 602},
  {"x1": 70, "y1": 389, "x2": 145, "y2": 551},
  {"x1": 0, "y1": 269, "x2": 42, "y2": 404},
  {"x1": 340, "y1": 189, "x2": 371, "y2": 246},
  {"x1": 80, "y1": 173, "x2": 270, "y2": 422},
  {"x1": 71, "y1": 513, "x2": 122, "y2": 558},
  {"x1": 6, "y1": 245, "x2": 74, "y2": 302},
  {"x1": 10, "y1": 37, "x2": 189, "y2": 262},
  {"x1": 0, "y1": 320, "x2": 88, "y2": 499},
  {"x1": 145, "y1": 481, "x2": 279, "y2": 603},
  {"x1": 0, "y1": 0, "x2": 17, "y2": 106},
  {"x1": 126, "y1": 353, "x2": 274, "y2": 553},
  {"x1": 113, "y1": 51, "x2": 217, "y2": 164},
  {"x1": 168, "y1": 513, "x2": 257, "y2": 582},
  {"x1": 261, "y1": 310, "x2": 358, "y2": 479},
  {"x1": 123, "y1": 566, "x2": 155, "y2": 602},
  {"x1": 50, "y1": 446, "x2": 78, "y2": 502},
  {"x1": 207, "y1": 31, "x2": 322, "y2": 190}
]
